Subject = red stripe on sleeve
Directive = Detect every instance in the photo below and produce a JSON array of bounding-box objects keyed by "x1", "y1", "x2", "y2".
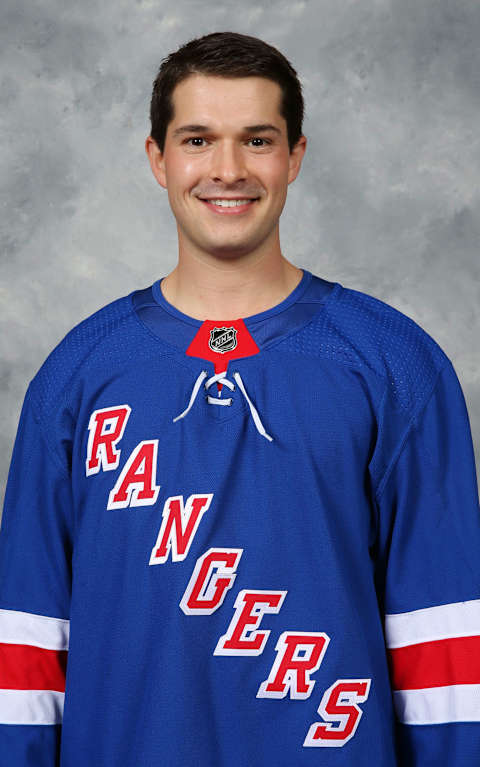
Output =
[
  {"x1": 0, "y1": 643, "x2": 67, "y2": 692},
  {"x1": 389, "y1": 635, "x2": 480, "y2": 690}
]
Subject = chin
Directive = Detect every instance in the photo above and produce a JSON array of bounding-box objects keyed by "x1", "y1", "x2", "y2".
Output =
[{"x1": 205, "y1": 248, "x2": 255, "y2": 260}]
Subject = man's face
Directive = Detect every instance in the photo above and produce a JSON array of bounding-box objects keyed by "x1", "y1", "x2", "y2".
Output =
[{"x1": 146, "y1": 74, "x2": 306, "y2": 261}]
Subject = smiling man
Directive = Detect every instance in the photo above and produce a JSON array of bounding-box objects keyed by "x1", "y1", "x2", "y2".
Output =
[
  {"x1": 1, "y1": 31, "x2": 480, "y2": 767},
  {"x1": 145, "y1": 70, "x2": 306, "y2": 319}
]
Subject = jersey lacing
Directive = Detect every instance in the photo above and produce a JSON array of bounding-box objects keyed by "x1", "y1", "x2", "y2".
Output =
[{"x1": 173, "y1": 370, "x2": 273, "y2": 442}]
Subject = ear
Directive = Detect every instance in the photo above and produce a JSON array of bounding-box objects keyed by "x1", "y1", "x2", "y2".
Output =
[
  {"x1": 287, "y1": 135, "x2": 307, "y2": 185},
  {"x1": 145, "y1": 136, "x2": 167, "y2": 189}
]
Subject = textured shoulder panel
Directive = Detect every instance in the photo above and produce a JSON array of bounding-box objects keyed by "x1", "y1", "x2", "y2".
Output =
[
  {"x1": 278, "y1": 283, "x2": 450, "y2": 415},
  {"x1": 29, "y1": 294, "x2": 134, "y2": 417}
]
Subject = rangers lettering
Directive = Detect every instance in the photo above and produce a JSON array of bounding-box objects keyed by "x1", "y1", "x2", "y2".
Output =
[
  {"x1": 85, "y1": 405, "x2": 131, "y2": 475},
  {"x1": 180, "y1": 548, "x2": 243, "y2": 615},
  {"x1": 107, "y1": 440, "x2": 160, "y2": 509},
  {"x1": 257, "y1": 631, "x2": 330, "y2": 700},
  {"x1": 303, "y1": 678, "x2": 371, "y2": 747},
  {"x1": 214, "y1": 589, "x2": 287, "y2": 656},
  {"x1": 149, "y1": 494, "x2": 213, "y2": 564}
]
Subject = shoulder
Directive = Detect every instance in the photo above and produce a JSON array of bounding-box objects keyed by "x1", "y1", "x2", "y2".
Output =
[
  {"x1": 314, "y1": 280, "x2": 450, "y2": 414},
  {"x1": 28, "y1": 291, "x2": 136, "y2": 415}
]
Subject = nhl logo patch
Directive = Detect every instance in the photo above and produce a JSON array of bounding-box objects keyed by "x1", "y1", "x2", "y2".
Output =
[{"x1": 209, "y1": 326, "x2": 238, "y2": 354}]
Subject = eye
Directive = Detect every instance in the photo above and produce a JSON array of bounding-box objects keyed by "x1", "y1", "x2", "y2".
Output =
[
  {"x1": 186, "y1": 137, "x2": 207, "y2": 147},
  {"x1": 184, "y1": 136, "x2": 271, "y2": 148},
  {"x1": 247, "y1": 137, "x2": 271, "y2": 147}
]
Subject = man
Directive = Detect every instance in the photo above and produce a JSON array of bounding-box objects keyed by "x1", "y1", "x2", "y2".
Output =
[{"x1": 0, "y1": 31, "x2": 479, "y2": 766}]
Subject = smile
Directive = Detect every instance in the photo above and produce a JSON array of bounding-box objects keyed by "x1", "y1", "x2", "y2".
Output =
[{"x1": 199, "y1": 198, "x2": 260, "y2": 214}]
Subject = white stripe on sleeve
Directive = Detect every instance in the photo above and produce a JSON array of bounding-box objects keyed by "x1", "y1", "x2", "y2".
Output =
[
  {"x1": 394, "y1": 684, "x2": 480, "y2": 724},
  {"x1": 0, "y1": 689, "x2": 65, "y2": 725},
  {"x1": 0, "y1": 608, "x2": 69, "y2": 650},
  {"x1": 385, "y1": 599, "x2": 480, "y2": 649}
]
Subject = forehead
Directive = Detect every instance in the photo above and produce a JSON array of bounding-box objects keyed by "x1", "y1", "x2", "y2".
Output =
[{"x1": 169, "y1": 74, "x2": 285, "y2": 131}]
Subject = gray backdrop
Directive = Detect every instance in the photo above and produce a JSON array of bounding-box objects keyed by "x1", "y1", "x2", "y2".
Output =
[{"x1": 1, "y1": 0, "x2": 479, "y2": 509}]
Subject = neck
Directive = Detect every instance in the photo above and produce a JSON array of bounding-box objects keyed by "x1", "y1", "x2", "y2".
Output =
[{"x1": 160, "y1": 253, "x2": 303, "y2": 321}]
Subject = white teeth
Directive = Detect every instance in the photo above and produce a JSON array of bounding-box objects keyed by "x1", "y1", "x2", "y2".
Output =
[{"x1": 207, "y1": 199, "x2": 255, "y2": 207}]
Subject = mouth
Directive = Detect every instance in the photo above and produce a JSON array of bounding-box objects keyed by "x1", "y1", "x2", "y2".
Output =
[{"x1": 198, "y1": 197, "x2": 260, "y2": 215}]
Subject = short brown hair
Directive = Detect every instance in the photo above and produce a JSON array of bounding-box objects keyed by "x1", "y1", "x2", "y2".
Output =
[{"x1": 149, "y1": 31, "x2": 304, "y2": 154}]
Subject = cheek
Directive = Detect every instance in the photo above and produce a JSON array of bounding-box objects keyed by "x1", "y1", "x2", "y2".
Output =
[
  {"x1": 260, "y1": 159, "x2": 289, "y2": 191},
  {"x1": 165, "y1": 154, "x2": 199, "y2": 192},
  {"x1": 264, "y1": 170, "x2": 288, "y2": 206}
]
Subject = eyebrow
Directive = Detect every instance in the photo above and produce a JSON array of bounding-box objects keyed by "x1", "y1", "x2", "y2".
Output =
[{"x1": 171, "y1": 123, "x2": 282, "y2": 138}]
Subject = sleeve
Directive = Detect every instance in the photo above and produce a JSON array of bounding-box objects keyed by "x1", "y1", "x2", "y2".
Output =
[
  {"x1": 0, "y1": 383, "x2": 74, "y2": 766},
  {"x1": 374, "y1": 358, "x2": 480, "y2": 764}
]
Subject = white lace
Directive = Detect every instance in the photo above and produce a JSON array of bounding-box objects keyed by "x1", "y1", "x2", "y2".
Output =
[{"x1": 173, "y1": 370, "x2": 273, "y2": 442}]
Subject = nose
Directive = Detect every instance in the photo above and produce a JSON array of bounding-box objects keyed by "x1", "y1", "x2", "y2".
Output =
[{"x1": 209, "y1": 139, "x2": 247, "y2": 184}]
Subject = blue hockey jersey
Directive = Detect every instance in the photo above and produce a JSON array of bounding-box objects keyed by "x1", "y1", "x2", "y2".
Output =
[{"x1": 1, "y1": 268, "x2": 479, "y2": 766}]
